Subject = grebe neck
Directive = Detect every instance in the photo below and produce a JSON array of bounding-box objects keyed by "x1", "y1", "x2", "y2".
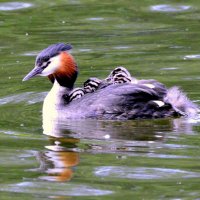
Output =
[
  {"x1": 43, "y1": 79, "x2": 71, "y2": 135},
  {"x1": 45, "y1": 80, "x2": 70, "y2": 108}
]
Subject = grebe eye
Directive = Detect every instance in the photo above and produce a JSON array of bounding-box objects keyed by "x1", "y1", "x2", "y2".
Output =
[{"x1": 41, "y1": 61, "x2": 51, "y2": 69}]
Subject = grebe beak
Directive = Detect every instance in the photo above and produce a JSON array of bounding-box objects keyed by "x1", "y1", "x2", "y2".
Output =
[{"x1": 22, "y1": 66, "x2": 43, "y2": 81}]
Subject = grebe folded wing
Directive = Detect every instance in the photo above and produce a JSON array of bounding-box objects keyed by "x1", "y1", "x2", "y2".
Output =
[{"x1": 65, "y1": 83, "x2": 179, "y2": 119}]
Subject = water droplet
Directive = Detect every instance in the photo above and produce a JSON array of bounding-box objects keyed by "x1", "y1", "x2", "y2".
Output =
[
  {"x1": 55, "y1": 141, "x2": 61, "y2": 145},
  {"x1": 104, "y1": 134, "x2": 110, "y2": 139}
]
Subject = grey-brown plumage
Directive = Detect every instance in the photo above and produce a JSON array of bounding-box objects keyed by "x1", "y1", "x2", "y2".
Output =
[{"x1": 64, "y1": 83, "x2": 183, "y2": 119}]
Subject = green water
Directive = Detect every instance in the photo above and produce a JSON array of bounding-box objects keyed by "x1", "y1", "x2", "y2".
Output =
[{"x1": 0, "y1": 0, "x2": 200, "y2": 199}]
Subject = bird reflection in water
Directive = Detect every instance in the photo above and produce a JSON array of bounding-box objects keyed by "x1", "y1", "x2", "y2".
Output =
[
  {"x1": 36, "y1": 136, "x2": 80, "y2": 182},
  {"x1": 35, "y1": 116, "x2": 198, "y2": 182}
]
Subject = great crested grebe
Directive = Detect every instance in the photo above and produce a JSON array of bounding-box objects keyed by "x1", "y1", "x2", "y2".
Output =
[{"x1": 23, "y1": 43, "x2": 198, "y2": 120}]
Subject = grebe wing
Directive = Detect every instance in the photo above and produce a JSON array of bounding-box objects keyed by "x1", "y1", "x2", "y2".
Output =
[
  {"x1": 66, "y1": 83, "x2": 178, "y2": 119},
  {"x1": 137, "y1": 79, "x2": 167, "y2": 98}
]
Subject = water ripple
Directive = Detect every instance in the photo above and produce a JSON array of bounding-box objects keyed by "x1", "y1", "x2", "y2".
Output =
[
  {"x1": 22, "y1": 51, "x2": 39, "y2": 57},
  {"x1": 160, "y1": 67, "x2": 178, "y2": 71},
  {"x1": 95, "y1": 166, "x2": 200, "y2": 180},
  {"x1": 113, "y1": 46, "x2": 131, "y2": 50},
  {"x1": 147, "y1": 153, "x2": 191, "y2": 159},
  {"x1": 78, "y1": 48, "x2": 92, "y2": 52},
  {"x1": 0, "y1": 182, "x2": 113, "y2": 196},
  {"x1": 0, "y1": 2, "x2": 33, "y2": 11},
  {"x1": 87, "y1": 17, "x2": 104, "y2": 21},
  {"x1": 183, "y1": 54, "x2": 200, "y2": 60},
  {"x1": 0, "y1": 92, "x2": 47, "y2": 105},
  {"x1": 150, "y1": 4, "x2": 191, "y2": 12}
]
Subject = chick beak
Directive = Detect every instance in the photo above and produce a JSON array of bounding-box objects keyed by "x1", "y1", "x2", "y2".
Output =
[{"x1": 22, "y1": 66, "x2": 43, "y2": 81}]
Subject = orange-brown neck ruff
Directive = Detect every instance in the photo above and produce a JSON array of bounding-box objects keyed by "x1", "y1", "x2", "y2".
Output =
[{"x1": 50, "y1": 52, "x2": 78, "y2": 88}]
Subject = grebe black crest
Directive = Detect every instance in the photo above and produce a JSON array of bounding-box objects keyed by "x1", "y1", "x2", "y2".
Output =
[{"x1": 23, "y1": 43, "x2": 199, "y2": 120}]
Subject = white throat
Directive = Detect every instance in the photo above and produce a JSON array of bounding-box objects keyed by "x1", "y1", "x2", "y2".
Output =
[
  {"x1": 44, "y1": 79, "x2": 68, "y2": 106},
  {"x1": 40, "y1": 55, "x2": 61, "y2": 76},
  {"x1": 42, "y1": 80, "x2": 70, "y2": 134}
]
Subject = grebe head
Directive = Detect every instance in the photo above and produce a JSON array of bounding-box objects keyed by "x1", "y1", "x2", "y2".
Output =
[{"x1": 23, "y1": 43, "x2": 78, "y2": 89}]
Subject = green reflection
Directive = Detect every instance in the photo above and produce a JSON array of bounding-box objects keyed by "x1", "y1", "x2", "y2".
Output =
[{"x1": 0, "y1": 0, "x2": 200, "y2": 199}]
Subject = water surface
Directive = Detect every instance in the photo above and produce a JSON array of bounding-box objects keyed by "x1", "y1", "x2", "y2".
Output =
[{"x1": 0, "y1": 0, "x2": 200, "y2": 199}]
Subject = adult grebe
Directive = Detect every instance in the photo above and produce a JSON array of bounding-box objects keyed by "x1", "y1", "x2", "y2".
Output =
[{"x1": 23, "y1": 43, "x2": 198, "y2": 120}]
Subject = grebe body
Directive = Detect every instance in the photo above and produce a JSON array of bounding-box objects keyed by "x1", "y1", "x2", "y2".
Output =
[{"x1": 23, "y1": 43, "x2": 198, "y2": 120}]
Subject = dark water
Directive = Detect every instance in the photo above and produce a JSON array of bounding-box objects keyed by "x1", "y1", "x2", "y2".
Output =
[{"x1": 0, "y1": 0, "x2": 200, "y2": 199}]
